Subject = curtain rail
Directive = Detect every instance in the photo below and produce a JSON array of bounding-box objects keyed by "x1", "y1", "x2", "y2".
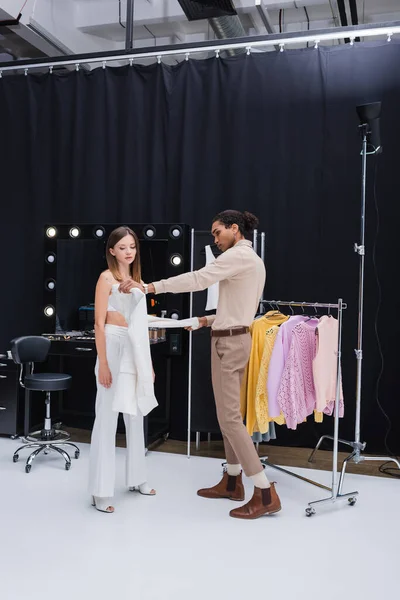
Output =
[{"x1": 0, "y1": 21, "x2": 399, "y2": 74}]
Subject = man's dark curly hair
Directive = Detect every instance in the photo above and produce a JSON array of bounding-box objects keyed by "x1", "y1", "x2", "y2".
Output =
[{"x1": 212, "y1": 210, "x2": 259, "y2": 235}]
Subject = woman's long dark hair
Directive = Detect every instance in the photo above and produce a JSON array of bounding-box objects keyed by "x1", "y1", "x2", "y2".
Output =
[{"x1": 106, "y1": 226, "x2": 141, "y2": 282}]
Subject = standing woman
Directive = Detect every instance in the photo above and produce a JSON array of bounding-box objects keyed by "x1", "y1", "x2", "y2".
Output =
[{"x1": 89, "y1": 226, "x2": 156, "y2": 513}]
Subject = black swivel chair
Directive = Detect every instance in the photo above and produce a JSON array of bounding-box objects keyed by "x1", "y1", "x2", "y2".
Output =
[{"x1": 10, "y1": 336, "x2": 80, "y2": 473}]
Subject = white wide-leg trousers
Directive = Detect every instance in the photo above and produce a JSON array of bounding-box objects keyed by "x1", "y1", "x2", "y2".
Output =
[{"x1": 88, "y1": 325, "x2": 147, "y2": 498}]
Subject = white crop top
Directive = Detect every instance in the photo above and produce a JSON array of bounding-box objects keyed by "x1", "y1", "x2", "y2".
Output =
[{"x1": 107, "y1": 296, "x2": 117, "y2": 312}]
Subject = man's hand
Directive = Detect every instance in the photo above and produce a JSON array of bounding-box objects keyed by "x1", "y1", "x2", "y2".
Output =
[
  {"x1": 119, "y1": 279, "x2": 144, "y2": 294},
  {"x1": 185, "y1": 316, "x2": 208, "y2": 332}
]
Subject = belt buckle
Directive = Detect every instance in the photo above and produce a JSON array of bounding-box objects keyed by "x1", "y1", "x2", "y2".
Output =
[{"x1": 229, "y1": 329, "x2": 233, "y2": 337}]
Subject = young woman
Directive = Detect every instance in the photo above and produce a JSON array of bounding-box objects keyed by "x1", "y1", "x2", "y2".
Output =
[{"x1": 88, "y1": 226, "x2": 155, "y2": 513}]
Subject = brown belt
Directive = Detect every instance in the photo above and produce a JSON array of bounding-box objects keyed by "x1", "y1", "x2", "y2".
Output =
[{"x1": 211, "y1": 327, "x2": 249, "y2": 338}]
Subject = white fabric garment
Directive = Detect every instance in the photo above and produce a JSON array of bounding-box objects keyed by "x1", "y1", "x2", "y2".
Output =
[
  {"x1": 89, "y1": 325, "x2": 147, "y2": 498},
  {"x1": 205, "y1": 245, "x2": 219, "y2": 311},
  {"x1": 109, "y1": 286, "x2": 158, "y2": 416},
  {"x1": 147, "y1": 315, "x2": 200, "y2": 329}
]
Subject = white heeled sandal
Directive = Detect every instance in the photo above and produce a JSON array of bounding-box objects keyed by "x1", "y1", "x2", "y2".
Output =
[
  {"x1": 129, "y1": 483, "x2": 156, "y2": 496},
  {"x1": 91, "y1": 496, "x2": 115, "y2": 513}
]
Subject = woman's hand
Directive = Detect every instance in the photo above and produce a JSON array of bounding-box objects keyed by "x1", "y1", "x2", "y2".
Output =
[
  {"x1": 119, "y1": 279, "x2": 144, "y2": 294},
  {"x1": 98, "y1": 362, "x2": 112, "y2": 388},
  {"x1": 185, "y1": 316, "x2": 208, "y2": 331}
]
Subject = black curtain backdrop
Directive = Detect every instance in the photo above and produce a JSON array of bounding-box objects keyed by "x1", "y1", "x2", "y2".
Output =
[{"x1": 1, "y1": 42, "x2": 400, "y2": 452}]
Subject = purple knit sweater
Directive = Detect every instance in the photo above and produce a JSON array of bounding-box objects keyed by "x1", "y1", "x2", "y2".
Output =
[{"x1": 277, "y1": 321, "x2": 318, "y2": 430}]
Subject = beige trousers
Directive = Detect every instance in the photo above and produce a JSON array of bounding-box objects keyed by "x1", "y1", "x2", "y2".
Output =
[{"x1": 211, "y1": 333, "x2": 263, "y2": 477}]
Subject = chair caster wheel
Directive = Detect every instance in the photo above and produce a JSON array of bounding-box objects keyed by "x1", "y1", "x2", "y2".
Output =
[
  {"x1": 25, "y1": 464, "x2": 31, "y2": 473},
  {"x1": 13, "y1": 454, "x2": 19, "y2": 463},
  {"x1": 75, "y1": 450, "x2": 80, "y2": 459},
  {"x1": 65, "y1": 462, "x2": 71, "y2": 471},
  {"x1": 348, "y1": 497, "x2": 357, "y2": 506},
  {"x1": 305, "y1": 508, "x2": 316, "y2": 517}
]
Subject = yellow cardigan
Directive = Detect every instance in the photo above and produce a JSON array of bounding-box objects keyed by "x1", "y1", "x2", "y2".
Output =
[
  {"x1": 255, "y1": 325, "x2": 281, "y2": 433},
  {"x1": 240, "y1": 312, "x2": 289, "y2": 435}
]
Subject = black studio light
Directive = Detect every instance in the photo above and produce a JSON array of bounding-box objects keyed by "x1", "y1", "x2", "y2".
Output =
[{"x1": 356, "y1": 101, "x2": 382, "y2": 154}]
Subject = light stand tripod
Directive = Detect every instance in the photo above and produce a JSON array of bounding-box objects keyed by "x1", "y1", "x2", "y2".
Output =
[{"x1": 308, "y1": 102, "x2": 400, "y2": 489}]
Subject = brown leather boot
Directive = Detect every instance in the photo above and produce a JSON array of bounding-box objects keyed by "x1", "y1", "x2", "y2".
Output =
[
  {"x1": 197, "y1": 471, "x2": 245, "y2": 501},
  {"x1": 229, "y1": 483, "x2": 281, "y2": 519}
]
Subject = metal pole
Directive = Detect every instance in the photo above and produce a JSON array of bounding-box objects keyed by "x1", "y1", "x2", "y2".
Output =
[
  {"x1": 260, "y1": 231, "x2": 265, "y2": 263},
  {"x1": 331, "y1": 298, "x2": 343, "y2": 499},
  {"x1": 187, "y1": 228, "x2": 195, "y2": 458},
  {"x1": 260, "y1": 232, "x2": 266, "y2": 312},
  {"x1": 354, "y1": 128, "x2": 368, "y2": 447},
  {"x1": 125, "y1": 0, "x2": 134, "y2": 50},
  {"x1": 253, "y1": 229, "x2": 258, "y2": 254}
]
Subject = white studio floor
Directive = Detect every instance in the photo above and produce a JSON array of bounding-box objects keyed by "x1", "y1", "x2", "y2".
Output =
[{"x1": 0, "y1": 437, "x2": 399, "y2": 600}]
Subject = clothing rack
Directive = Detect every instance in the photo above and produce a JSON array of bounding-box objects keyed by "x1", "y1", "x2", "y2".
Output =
[{"x1": 259, "y1": 298, "x2": 358, "y2": 516}]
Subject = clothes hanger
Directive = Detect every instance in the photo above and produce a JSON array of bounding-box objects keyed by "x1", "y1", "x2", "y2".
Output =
[
  {"x1": 264, "y1": 301, "x2": 281, "y2": 318},
  {"x1": 265, "y1": 301, "x2": 276, "y2": 312},
  {"x1": 305, "y1": 303, "x2": 320, "y2": 322}
]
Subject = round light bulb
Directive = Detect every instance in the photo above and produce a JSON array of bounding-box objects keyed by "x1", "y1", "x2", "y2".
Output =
[
  {"x1": 69, "y1": 227, "x2": 80, "y2": 238},
  {"x1": 170, "y1": 254, "x2": 182, "y2": 267},
  {"x1": 169, "y1": 225, "x2": 183, "y2": 239},
  {"x1": 46, "y1": 227, "x2": 57, "y2": 238}
]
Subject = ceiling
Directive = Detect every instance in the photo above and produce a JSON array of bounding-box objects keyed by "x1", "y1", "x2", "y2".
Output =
[{"x1": 1, "y1": 0, "x2": 400, "y2": 66}]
